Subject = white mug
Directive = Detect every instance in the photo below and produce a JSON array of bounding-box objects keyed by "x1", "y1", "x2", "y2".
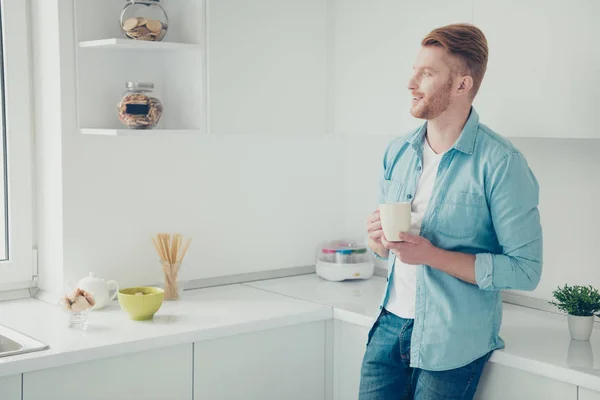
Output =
[{"x1": 379, "y1": 202, "x2": 411, "y2": 242}]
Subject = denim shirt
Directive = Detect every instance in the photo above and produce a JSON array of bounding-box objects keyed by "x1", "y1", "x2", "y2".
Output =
[{"x1": 371, "y1": 107, "x2": 543, "y2": 371}]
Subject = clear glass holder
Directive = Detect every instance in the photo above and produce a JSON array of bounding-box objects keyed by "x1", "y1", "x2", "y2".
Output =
[
  {"x1": 67, "y1": 309, "x2": 90, "y2": 330},
  {"x1": 162, "y1": 261, "x2": 183, "y2": 301},
  {"x1": 60, "y1": 284, "x2": 93, "y2": 330}
]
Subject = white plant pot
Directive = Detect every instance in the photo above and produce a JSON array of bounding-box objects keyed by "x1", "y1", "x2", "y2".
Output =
[{"x1": 568, "y1": 315, "x2": 595, "y2": 341}]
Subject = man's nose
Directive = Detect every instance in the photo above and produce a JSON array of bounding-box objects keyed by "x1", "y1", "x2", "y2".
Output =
[{"x1": 407, "y1": 75, "x2": 418, "y2": 91}]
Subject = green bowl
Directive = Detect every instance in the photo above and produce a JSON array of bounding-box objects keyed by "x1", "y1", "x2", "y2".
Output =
[{"x1": 118, "y1": 287, "x2": 164, "y2": 320}]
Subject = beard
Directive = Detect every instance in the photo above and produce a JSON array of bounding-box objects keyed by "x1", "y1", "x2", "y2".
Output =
[{"x1": 410, "y1": 78, "x2": 453, "y2": 120}]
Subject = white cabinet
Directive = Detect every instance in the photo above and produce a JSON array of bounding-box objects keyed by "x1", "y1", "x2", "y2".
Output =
[
  {"x1": 580, "y1": 388, "x2": 600, "y2": 400},
  {"x1": 333, "y1": 320, "x2": 368, "y2": 400},
  {"x1": 0, "y1": 374, "x2": 21, "y2": 400},
  {"x1": 475, "y1": 362, "x2": 577, "y2": 400},
  {"x1": 473, "y1": 0, "x2": 600, "y2": 138},
  {"x1": 208, "y1": 0, "x2": 328, "y2": 135},
  {"x1": 332, "y1": 0, "x2": 472, "y2": 136},
  {"x1": 23, "y1": 344, "x2": 192, "y2": 400},
  {"x1": 194, "y1": 321, "x2": 326, "y2": 400}
]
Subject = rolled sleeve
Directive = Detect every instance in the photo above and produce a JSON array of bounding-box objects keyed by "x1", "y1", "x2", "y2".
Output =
[
  {"x1": 474, "y1": 253, "x2": 494, "y2": 289},
  {"x1": 475, "y1": 152, "x2": 543, "y2": 291}
]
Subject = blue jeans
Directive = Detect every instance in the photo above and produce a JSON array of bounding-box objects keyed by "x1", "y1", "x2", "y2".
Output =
[{"x1": 359, "y1": 309, "x2": 492, "y2": 400}]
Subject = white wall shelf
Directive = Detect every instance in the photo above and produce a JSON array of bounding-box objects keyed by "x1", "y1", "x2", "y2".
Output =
[
  {"x1": 79, "y1": 38, "x2": 202, "y2": 51},
  {"x1": 80, "y1": 128, "x2": 203, "y2": 136},
  {"x1": 74, "y1": 0, "x2": 207, "y2": 136}
]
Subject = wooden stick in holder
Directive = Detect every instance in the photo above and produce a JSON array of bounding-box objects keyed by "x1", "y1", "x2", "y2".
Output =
[{"x1": 152, "y1": 233, "x2": 192, "y2": 300}]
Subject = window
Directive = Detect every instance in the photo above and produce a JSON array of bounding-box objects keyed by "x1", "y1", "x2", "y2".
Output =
[
  {"x1": 0, "y1": 22, "x2": 5, "y2": 261},
  {"x1": 0, "y1": 0, "x2": 34, "y2": 288}
]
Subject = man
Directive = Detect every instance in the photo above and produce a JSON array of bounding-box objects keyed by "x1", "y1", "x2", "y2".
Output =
[{"x1": 359, "y1": 23, "x2": 543, "y2": 399}]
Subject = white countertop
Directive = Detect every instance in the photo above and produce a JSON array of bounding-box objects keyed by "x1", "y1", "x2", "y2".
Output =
[
  {"x1": 246, "y1": 274, "x2": 600, "y2": 392},
  {"x1": 245, "y1": 273, "x2": 385, "y2": 327},
  {"x1": 2, "y1": 273, "x2": 600, "y2": 392},
  {"x1": 0, "y1": 283, "x2": 331, "y2": 378}
]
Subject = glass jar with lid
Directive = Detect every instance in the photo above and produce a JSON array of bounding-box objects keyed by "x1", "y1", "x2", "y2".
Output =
[
  {"x1": 120, "y1": 0, "x2": 168, "y2": 42},
  {"x1": 117, "y1": 82, "x2": 163, "y2": 129}
]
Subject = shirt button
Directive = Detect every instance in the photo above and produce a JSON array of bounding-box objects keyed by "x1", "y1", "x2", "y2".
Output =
[
  {"x1": 417, "y1": 166, "x2": 422, "y2": 171},
  {"x1": 407, "y1": 194, "x2": 413, "y2": 200},
  {"x1": 379, "y1": 306, "x2": 383, "y2": 310}
]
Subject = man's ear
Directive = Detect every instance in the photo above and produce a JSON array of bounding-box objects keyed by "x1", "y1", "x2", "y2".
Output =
[{"x1": 457, "y1": 76, "x2": 474, "y2": 96}]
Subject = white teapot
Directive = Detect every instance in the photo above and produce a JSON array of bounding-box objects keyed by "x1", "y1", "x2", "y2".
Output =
[{"x1": 74, "y1": 272, "x2": 119, "y2": 310}]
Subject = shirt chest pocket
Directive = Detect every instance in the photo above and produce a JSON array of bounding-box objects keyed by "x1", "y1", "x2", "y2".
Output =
[
  {"x1": 381, "y1": 179, "x2": 404, "y2": 203},
  {"x1": 436, "y1": 192, "x2": 483, "y2": 239}
]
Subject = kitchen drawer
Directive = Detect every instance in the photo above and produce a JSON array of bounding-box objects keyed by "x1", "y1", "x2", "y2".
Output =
[
  {"x1": 194, "y1": 321, "x2": 326, "y2": 400},
  {"x1": 333, "y1": 320, "x2": 368, "y2": 400},
  {"x1": 475, "y1": 362, "x2": 577, "y2": 400},
  {"x1": 23, "y1": 344, "x2": 192, "y2": 400},
  {"x1": 579, "y1": 387, "x2": 600, "y2": 400},
  {"x1": 0, "y1": 374, "x2": 21, "y2": 400}
]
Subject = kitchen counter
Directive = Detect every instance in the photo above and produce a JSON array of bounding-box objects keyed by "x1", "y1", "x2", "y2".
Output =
[
  {"x1": 246, "y1": 274, "x2": 600, "y2": 393},
  {"x1": 0, "y1": 283, "x2": 331, "y2": 378},
  {"x1": 2, "y1": 274, "x2": 600, "y2": 393},
  {"x1": 246, "y1": 273, "x2": 385, "y2": 327}
]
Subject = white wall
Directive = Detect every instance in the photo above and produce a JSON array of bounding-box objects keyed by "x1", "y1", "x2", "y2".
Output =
[
  {"x1": 511, "y1": 139, "x2": 600, "y2": 300},
  {"x1": 33, "y1": 0, "x2": 599, "y2": 302},
  {"x1": 61, "y1": 134, "x2": 347, "y2": 288}
]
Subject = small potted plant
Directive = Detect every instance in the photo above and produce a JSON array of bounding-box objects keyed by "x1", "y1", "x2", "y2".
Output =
[{"x1": 549, "y1": 284, "x2": 600, "y2": 341}]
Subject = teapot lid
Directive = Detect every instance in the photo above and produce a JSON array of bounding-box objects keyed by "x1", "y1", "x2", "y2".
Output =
[{"x1": 80, "y1": 272, "x2": 103, "y2": 283}]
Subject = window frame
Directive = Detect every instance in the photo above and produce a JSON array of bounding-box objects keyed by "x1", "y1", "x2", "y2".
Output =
[{"x1": 0, "y1": 0, "x2": 34, "y2": 289}]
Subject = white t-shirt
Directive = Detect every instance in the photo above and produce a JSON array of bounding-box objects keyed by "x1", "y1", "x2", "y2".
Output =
[{"x1": 384, "y1": 139, "x2": 443, "y2": 319}]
